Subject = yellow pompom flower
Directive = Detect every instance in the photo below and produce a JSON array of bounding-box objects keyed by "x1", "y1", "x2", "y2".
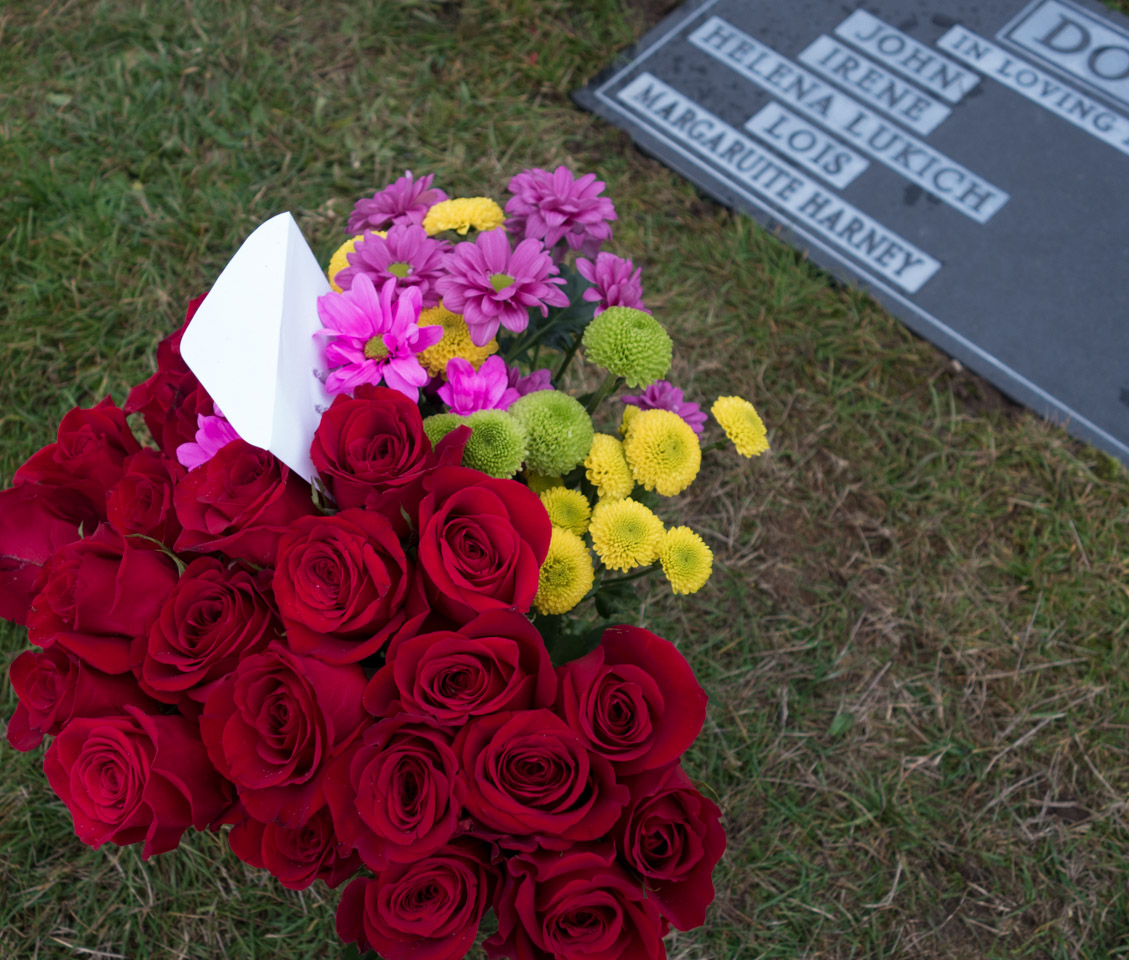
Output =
[
  {"x1": 712, "y1": 396, "x2": 770, "y2": 458},
  {"x1": 619, "y1": 403, "x2": 639, "y2": 437},
  {"x1": 623, "y1": 408, "x2": 701, "y2": 497},
  {"x1": 534, "y1": 527, "x2": 595, "y2": 615},
  {"x1": 584, "y1": 433, "x2": 634, "y2": 501},
  {"x1": 540, "y1": 487, "x2": 591, "y2": 536},
  {"x1": 417, "y1": 304, "x2": 498, "y2": 376},
  {"x1": 327, "y1": 234, "x2": 367, "y2": 292},
  {"x1": 588, "y1": 498, "x2": 664, "y2": 572},
  {"x1": 659, "y1": 526, "x2": 713, "y2": 595},
  {"x1": 524, "y1": 470, "x2": 563, "y2": 496},
  {"x1": 422, "y1": 197, "x2": 506, "y2": 236}
]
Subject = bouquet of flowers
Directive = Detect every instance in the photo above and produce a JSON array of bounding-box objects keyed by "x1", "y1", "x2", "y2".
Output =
[{"x1": 1, "y1": 166, "x2": 769, "y2": 959}]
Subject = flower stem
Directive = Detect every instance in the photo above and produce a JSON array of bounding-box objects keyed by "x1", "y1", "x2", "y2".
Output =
[
  {"x1": 701, "y1": 439, "x2": 729, "y2": 453},
  {"x1": 585, "y1": 371, "x2": 623, "y2": 416},
  {"x1": 555, "y1": 331, "x2": 584, "y2": 382},
  {"x1": 600, "y1": 564, "x2": 659, "y2": 587}
]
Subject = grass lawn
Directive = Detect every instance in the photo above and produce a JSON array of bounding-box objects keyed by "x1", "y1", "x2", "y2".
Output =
[{"x1": 3, "y1": 1, "x2": 1129, "y2": 957}]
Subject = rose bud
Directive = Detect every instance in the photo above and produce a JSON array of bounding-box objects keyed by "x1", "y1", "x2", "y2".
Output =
[
  {"x1": 43, "y1": 706, "x2": 232, "y2": 858},
  {"x1": 455, "y1": 709, "x2": 627, "y2": 847},
  {"x1": 325, "y1": 715, "x2": 464, "y2": 869},
  {"x1": 556, "y1": 625, "x2": 707, "y2": 774},
  {"x1": 616, "y1": 763, "x2": 726, "y2": 930},
  {"x1": 337, "y1": 838, "x2": 496, "y2": 960},
  {"x1": 417, "y1": 466, "x2": 551, "y2": 623},
  {"x1": 199, "y1": 644, "x2": 367, "y2": 827},
  {"x1": 27, "y1": 524, "x2": 180, "y2": 675},
  {"x1": 228, "y1": 807, "x2": 361, "y2": 891},
  {"x1": 486, "y1": 845, "x2": 667, "y2": 960},
  {"x1": 272, "y1": 509, "x2": 411, "y2": 665},
  {"x1": 364, "y1": 609, "x2": 556, "y2": 725}
]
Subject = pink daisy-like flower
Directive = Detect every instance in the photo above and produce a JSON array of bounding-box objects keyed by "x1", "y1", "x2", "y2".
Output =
[
  {"x1": 622, "y1": 381, "x2": 708, "y2": 435},
  {"x1": 505, "y1": 165, "x2": 617, "y2": 258},
  {"x1": 176, "y1": 411, "x2": 240, "y2": 470},
  {"x1": 434, "y1": 229, "x2": 568, "y2": 346},
  {"x1": 507, "y1": 363, "x2": 553, "y2": 397},
  {"x1": 314, "y1": 274, "x2": 442, "y2": 401},
  {"x1": 576, "y1": 252, "x2": 649, "y2": 316},
  {"x1": 438, "y1": 356, "x2": 521, "y2": 415},
  {"x1": 347, "y1": 171, "x2": 448, "y2": 234},
  {"x1": 334, "y1": 224, "x2": 448, "y2": 308}
]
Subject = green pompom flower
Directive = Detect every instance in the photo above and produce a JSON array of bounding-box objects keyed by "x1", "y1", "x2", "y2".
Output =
[
  {"x1": 462, "y1": 409, "x2": 528, "y2": 478},
  {"x1": 508, "y1": 390, "x2": 594, "y2": 477},
  {"x1": 581, "y1": 306, "x2": 672, "y2": 388},
  {"x1": 423, "y1": 413, "x2": 464, "y2": 448}
]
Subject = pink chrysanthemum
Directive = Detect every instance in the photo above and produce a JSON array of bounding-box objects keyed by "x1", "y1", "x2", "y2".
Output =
[
  {"x1": 347, "y1": 171, "x2": 448, "y2": 234},
  {"x1": 434, "y1": 229, "x2": 568, "y2": 346},
  {"x1": 314, "y1": 274, "x2": 442, "y2": 401},
  {"x1": 176, "y1": 411, "x2": 240, "y2": 470},
  {"x1": 576, "y1": 252, "x2": 649, "y2": 316},
  {"x1": 334, "y1": 224, "x2": 448, "y2": 308},
  {"x1": 505, "y1": 165, "x2": 617, "y2": 257},
  {"x1": 438, "y1": 356, "x2": 520, "y2": 415},
  {"x1": 622, "y1": 381, "x2": 708, "y2": 435},
  {"x1": 507, "y1": 363, "x2": 553, "y2": 397}
]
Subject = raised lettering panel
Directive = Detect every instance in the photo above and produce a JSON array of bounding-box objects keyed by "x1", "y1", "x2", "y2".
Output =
[{"x1": 744, "y1": 102, "x2": 870, "y2": 189}]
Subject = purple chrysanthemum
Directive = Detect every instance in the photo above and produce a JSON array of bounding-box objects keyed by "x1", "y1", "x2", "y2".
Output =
[
  {"x1": 439, "y1": 356, "x2": 520, "y2": 415},
  {"x1": 347, "y1": 171, "x2": 448, "y2": 234},
  {"x1": 507, "y1": 363, "x2": 553, "y2": 397},
  {"x1": 434, "y1": 229, "x2": 568, "y2": 346},
  {"x1": 576, "y1": 252, "x2": 649, "y2": 316},
  {"x1": 334, "y1": 224, "x2": 448, "y2": 308},
  {"x1": 622, "y1": 381, "x2": 708, "y2": 435},
  {"x1": 314, "y1": 274, "x2": 442, "y2": 401},
  {"x1": 505, "y1": 165, "x2": 617, "y2": 258},
  {"x1": 176, "y1": 411, "x2": 240, "y2": 470}
]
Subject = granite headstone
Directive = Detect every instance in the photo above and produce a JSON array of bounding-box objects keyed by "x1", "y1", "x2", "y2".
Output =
[{"x1": 575, "y1": 0, "x2": 1129, "y2": 464}]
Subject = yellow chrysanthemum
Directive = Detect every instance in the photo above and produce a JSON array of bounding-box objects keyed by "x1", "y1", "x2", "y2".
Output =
[
  {"x1": 540, "y1": 487, "x2": 592, "y2": 536},
  {"x1": 422, "y1": 197, "x2": 506, "y2": 236},
  {"x1": 327, "y1": 234, "x2": 366, "y2": 293},
  {"x1": 619, "y1": 403, "x2": 639, "y2": 437},
  {"x1": 524, "y1": 470, "x2": 563, "y2": 496},
  {"x1": 534, "y1": 527, "x2": 595, "y2": 615},
  {"x1": 659, "y1": 526, "x2": 713, "y2": 595},
  {"x1": 588, "y1": 498, "x2": 664, "y2": 572},
  {"x1": 623, "y1": 409, "x2": 701, "y2": 497},
  {"x1": 712, "y1": 396, "x2": 770, "y2": 458},
  {"x1": 584, "y1": 433, "x2": 634, "y2": 501},
  {"x1": 417, "y1": 304, "x2": 498, "y2": 376}
]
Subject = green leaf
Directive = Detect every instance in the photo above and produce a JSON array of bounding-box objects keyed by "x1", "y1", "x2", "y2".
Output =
[{"x1": 828, "y1": 712, "x2": 855, "y2": 738}]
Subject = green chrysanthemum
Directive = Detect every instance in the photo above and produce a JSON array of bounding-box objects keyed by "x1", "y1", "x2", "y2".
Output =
[
  {"x1": 462, "y1": 409, "x2": 528, "y2": 478},
  {"x1": 508, "y1": 390, "x2": 594, "y2": 477},
  {"x1": 581, "y1": 306, "x2": 672, "y2": 388},
  {"x1": 423, "y1": 413, "x2": 464, "y2": 448}
]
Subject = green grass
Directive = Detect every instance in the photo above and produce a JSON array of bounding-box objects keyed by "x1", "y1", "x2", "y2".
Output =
[{"x1": 3, "y1": 1, "x2": 1129, "y2": 958}]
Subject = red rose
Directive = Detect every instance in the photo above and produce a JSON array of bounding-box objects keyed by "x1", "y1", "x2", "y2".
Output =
[
  {"x1": 200, "y1": 644, "x2": 367, "y2": 827},
  {"x1": 556, "y1": 626, "x2": 706, "y2": 774},
  {"x1": 228, "y1": 807, "x2": 361, "y2": 891},
  {"x1": 486, "y1": 846, "x2": 667, "y2": 960},
  {"x1": 125, "y1": 294, "x2": 213, "y2": 456},
  {"x1": 616, "y1": 763, "x2": 725, "y2": 931},
  {"x1": 455, "y1": 709, "x2": 626, "y2": 845},
  {"x1": 43, "y1": 706, "x2": 232, "y2": 858},
  {"x1": 15, "y1": 398, "x2": 141, "y2": 515},
  {"x1": 417, "y1": 466, "x2": 551, "y2": 623},
  {"x1": 273, "y1": 509, "x2": 411, "y2": 664},
  {"x1": 0, "y1": 482, "x2": 99, "y2": 626},
  {"x1": 106, "y1": 449, "x2": 185, "y2": 546},
  {"x1": 174, "y1": 438, "x2": 316, "y2": 566},
  {"x1": 27, "y1": 524, "x2": 180, "y2": 674},
  {"x1": 311, "y1": 385, "x2": 468, "y2": 532},
  {"x1": 132, "y1": 557, "x2": 278, "y2": 708},
  {"x1": 326, "y1": 715, "x2": 464, "y2": 869},
  {"x1": 6, "y1": 646, "x2": 159, "y2": 752},
  {"x1": 337, "y1": 839, "x2": 496, "y2": 960},
  {"x1": 364, "y1": 609, "x2": 556, "y2": 725}
]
